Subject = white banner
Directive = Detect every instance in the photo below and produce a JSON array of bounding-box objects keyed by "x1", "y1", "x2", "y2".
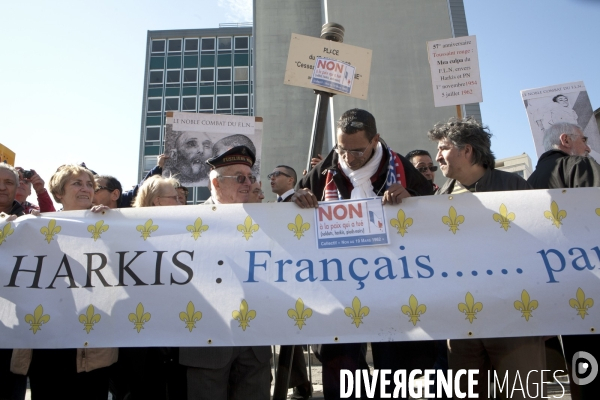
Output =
[{"x1": 1, "y1": 188, "x2": 599, "y2": 349}]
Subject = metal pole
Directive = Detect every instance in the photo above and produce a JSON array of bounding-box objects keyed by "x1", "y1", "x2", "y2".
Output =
[{"x1": 305, "y1": 23, "x2": 345, "y2": 173}]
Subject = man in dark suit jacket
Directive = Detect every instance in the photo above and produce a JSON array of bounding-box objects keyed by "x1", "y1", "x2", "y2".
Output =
[
  {"x1": 179, "y1": 146, "x2": 272, "y2": 400},
  {"x1": 268, "y1": 165, "x2": 296, "y2": 202}
]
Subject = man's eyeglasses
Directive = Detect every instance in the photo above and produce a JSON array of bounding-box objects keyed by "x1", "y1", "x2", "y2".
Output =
[
  {"x1": 267, "y1": 171, "x2": 291, "y2": 179},
  {"x1": 94, "y1": 185, "x2": 114, "y2": 193},
  {"x1": 219, "y1": 175, "x2": 257, "y2": 184},
  {"x1": 416, "y1": 166, "x2": 438, "y2": 173},
  {"x1": 335, "y1": 140, "x2": 374, "y2": 158}
]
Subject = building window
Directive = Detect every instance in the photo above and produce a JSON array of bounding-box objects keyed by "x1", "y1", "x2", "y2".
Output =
[
  {"x1": 151, "y1": 40, "x2": 165, "y2": 53},
  {"x1": 164, "y1": 97, "x2": 179, "y2": 111},
  {"x1": 146, "y1": 126, "x2": 160, "y2": 142},
  {"x1": 216, "y1": 95, "x2": 230, "y2": 109},
  {"x1": 199, "y1": 96, "x2": 214, "y2": 111},
  {"x1": 144, "y1": 156, "x2": 157, "y2": 171},
  {"x1": 168, "y1": 39, "x2": 182, "y2": 52},
  {"x1": 217, "y1": 68, "x2": 231, "y2": 82},
  {"x1": 147, "y1": 98, "x2": 162, "y2": 113},
  {"x1": 234, "y1": 67, "x2": 249, "y2": 82},
  {"x1": 184, "y1": 38, "x2": 199, "y2": 52},
  {"x1": 149, "y1": 70, "x2": 164, "y2": 85},
  {"x1": 183, "y1": 69, "x2": 198, "y2": 83},
  {"x1": 166, "y1": 70, "x2": 181, "y2": 84},
  {"x1": 201, "y1": 38, "x2": 215, "y2": 51},
  {"x1": 217, "y1": 37, "x2": 232, "y2": 51},
  {"x1": 234, "y1": 37, "x2": 249, "y2": 50},
  {"x1": 182, "y1": 97, "x2": 197, "y2": 111},
  {"x1": 200, "y1": 68, "x2": 214, "y2": 83},
  {"x1": 234, "y1": 95, "x2": 248, "y2": 109}
]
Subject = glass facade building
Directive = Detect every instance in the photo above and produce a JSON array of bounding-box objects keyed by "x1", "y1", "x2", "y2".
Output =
[{"x1": 138, "y1": 26, "x2": 253, "y2": 203}]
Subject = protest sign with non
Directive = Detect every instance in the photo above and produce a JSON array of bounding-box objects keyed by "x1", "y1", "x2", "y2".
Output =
[
  {"x1": 427, "y1": 35, "x2": 483, "y2": 107},
  {"x1": 163, "y1": 112, "x2": 263, "y2": 187},
  {"x1": 521, "y1": 81, "x2": 600, "y2": 160},
  {"x1": 315, "y1": 198, "x2": 388, "y2": 249},
  {"x1": 311, "y1": 57, "x2": 355, "y2": 94},
  {"x1": 2, "y1": 189, "x2": 600, "y2": 349},
  {"x1": 284, "y1": 33, "x2": 372, "y2": 100}
]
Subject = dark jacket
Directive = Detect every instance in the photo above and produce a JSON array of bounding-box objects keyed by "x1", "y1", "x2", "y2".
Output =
[
  {"x1": 437, "y1": 168, "x2": 531, "y2": 194},
  {"x1": 527, "y1": 149, "x2": 600, "y2": 189},
  {"x1": 297, "y1": 142, "x2": 433, "y2": 199},
  {"x1": 7, "y1": 200, "x2": 25, "y2": 217},
  {"x1": 119, "y1": 166, "x2": 163, "y2": 208}
]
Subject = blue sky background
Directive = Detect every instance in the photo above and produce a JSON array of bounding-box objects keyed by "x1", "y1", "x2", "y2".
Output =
[{"x1": 1, "y1": 0, "x2": 598, "y2": 201}]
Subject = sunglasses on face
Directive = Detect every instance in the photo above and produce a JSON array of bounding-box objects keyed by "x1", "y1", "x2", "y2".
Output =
[
  {"x1": 267, "y1": 171, "x2": 291, "y2": 179},
  {"x1": 94, "y1": 185, "x2": 115, "y2": 193},
  {"x1": 219, "y1": 175, "x2": 257, "y2": 184},
  {"x1": 416, "y1": 166, "x2": 438, "y2": 173}
]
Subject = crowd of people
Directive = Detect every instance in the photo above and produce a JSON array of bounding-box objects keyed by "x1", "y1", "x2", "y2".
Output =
[{"x1": 1, "y1": 108, "x2": 599, "y2": 400}]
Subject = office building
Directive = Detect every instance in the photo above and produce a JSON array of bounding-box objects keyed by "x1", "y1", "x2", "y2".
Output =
[{"x1": 138, "y1": 25, "x2": 253, "y2": 203}]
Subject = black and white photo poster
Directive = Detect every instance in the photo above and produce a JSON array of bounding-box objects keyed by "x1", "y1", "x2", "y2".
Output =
[
  {"x1": 163, "y1": 112, "x2": 263, "y2": 187},
  {"x1": 521, "y1": 81, "x2": 600, "y2": 160}
]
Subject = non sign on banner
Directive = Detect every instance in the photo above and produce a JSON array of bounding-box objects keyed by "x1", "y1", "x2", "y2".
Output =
[
  {"x1": 315, "y1": 199, "x2": 388, "y2": 249},
  {"x1": 427, "y1": 35, "x2": 483, "y2": 107},
  {"x1": 311, "y1": 57, "x2": 355, "y2": 94}
]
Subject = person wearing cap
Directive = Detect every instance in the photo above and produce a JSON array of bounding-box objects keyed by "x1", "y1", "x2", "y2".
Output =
[{"x1": 179, "y1": 145, "x2": 272, "y2": 400}]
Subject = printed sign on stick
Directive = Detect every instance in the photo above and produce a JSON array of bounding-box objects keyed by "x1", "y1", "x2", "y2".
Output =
[
  {"x1": 284, "y1": 33, "x2": 371, "y2": 100},
  {"x1": 427, "y1": 35, "x2": 483, "y2": 107}
]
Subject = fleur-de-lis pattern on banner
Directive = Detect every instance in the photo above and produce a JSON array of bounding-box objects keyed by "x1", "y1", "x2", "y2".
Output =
[
  {"x1": 237, "y1": 216, "x2": 259, "y2": 241},
  {"x1": 458, "y1": 292, "x2": 483, "y2": 323},
  {"x1": 287, "y1": 298, "x2": 313, "y2": 330},
  {"x1": 186, "y1": 218, "x2": 209, "y2": 240},
  {"x1": 442, "y1": 206, "x2": 464, "y2": 234},
  {"x1": 232, "y1": 300, "x2": 256, "y2": 331},
  {"x1": 344, "y1": 297, "x2": 370, "y2": 328},
  {"x1": 25, "y1": 305, "x2": 50, "y2": 334},
  {"x1": 544, "y1": 201, "x2": 566, "y2": 228},
  {"x1": 79, "y1": 305, "x2": 101, "y2": 333},
  {"x1": 492, "y1": 204, "x2": 515, "y2": 231},
  {"x1": 569, "y1": 288, "x2": 594, "y2": 319},
  {"x1": 401, "y1": 295, "x2": 427, "y2": 326},
  {"x1": 87, "y1": 220, "x2": 109, "y2": 241},
  {"x1": 129, "y1": 303, "x2": 151, "y2": 333},
  {"x1": 514, "y1": 290, "x2": 538, "y2": 321},
  {"x1": 179, "y1": 301, "x2": 203, "y2": 332},
  {"x1": 596, "y1": 208, "x2": 600, "y2": 217},
  {"x1": 390, "y1": 209, "x2": 413, "y2": 237},
  {"x1": 40, "y1": 219, "x2": 61, "y2": 243},
  {"x1": 136, "y1": 219, "x2": 158, "y2": 240},
  {"x1": 288, "y1": 215, "x2": 310, "y2": 240},
  {"x1": 0, "y1": 222, "x2": 14, "y2": 245}
]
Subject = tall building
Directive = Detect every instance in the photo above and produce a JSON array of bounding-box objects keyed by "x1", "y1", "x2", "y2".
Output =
[
  {"x1": 254, "y1": 0, "x2": 481, "y2": 182},
  {"x1": 495, "y1": 153, "x2": 533, "y2": 180},
  {"x1": 138, "y1": 25, "x2": 253, "y2": 203}
]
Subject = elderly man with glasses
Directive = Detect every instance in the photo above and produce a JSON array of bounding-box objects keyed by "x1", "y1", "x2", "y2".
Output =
[
  {"x1": 180, "y1": 145, "x2": 272, "y2": 400},
  {"x1": 293, "y1": 108, "x2": 434, "y2": 400}
]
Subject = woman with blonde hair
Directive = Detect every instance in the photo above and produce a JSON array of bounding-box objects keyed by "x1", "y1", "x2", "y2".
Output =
[
  {"x1": 122, "y1": 174, "x2": 185, "y2": 399},
  {"x1": 11, "y1": 164, "x2": 117, "y2": 400},
  {"x1": 132, "y1": 175, "x2": 181, "y2": 207}
]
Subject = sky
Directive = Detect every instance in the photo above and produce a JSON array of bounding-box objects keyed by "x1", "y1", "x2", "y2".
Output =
[{"x1": 1, "y1": 0, "x2": 598, "y2": 203}]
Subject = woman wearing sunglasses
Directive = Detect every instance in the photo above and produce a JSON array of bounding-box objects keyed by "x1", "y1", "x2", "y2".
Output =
[{"x1": 406, "y1": 149, "x2": 439, "y2": 192}]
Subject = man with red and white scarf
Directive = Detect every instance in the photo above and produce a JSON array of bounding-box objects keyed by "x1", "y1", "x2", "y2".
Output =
[{"x1": 294, "y1": 108, "x2": 434, "y2": 400}]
